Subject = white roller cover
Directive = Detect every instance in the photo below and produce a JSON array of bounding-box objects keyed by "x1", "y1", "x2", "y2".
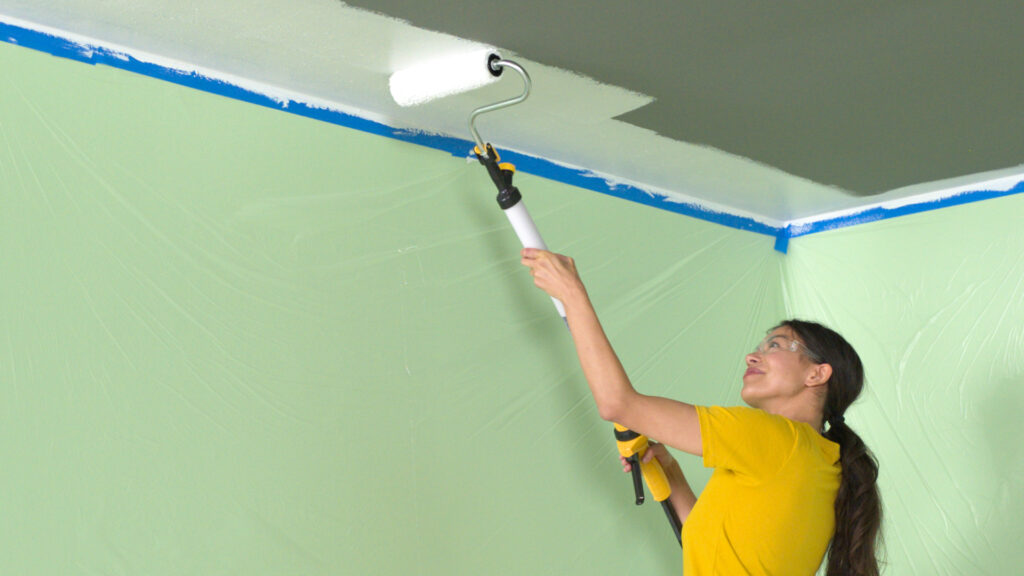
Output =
[{"x1": 389, "y1": 48, "x2": 500, "y2": 107}]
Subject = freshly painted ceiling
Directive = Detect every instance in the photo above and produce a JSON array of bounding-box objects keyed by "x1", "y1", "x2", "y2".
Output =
[{"x1": 2, "y1": 0, "x2": 1022, "y2": 230}]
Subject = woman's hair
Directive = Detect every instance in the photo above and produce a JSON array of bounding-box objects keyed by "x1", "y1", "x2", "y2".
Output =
[{"x1": 778, "y1": 319, "x2": 883, "y2": 576}]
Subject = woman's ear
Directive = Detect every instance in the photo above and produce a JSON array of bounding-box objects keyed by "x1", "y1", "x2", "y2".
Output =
[{"x1": 805, "y1": 363, "x2": 833, "y2": 389}]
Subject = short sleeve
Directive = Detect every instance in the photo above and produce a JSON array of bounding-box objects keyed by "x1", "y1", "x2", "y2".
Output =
[{"x1": 696, "y1": 405, "x2": 802, "y2": 480}]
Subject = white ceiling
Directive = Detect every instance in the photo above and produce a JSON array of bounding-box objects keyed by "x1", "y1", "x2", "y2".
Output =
[{"x1": 2, "y1": 0, "x2": 1022, "y2": 230}]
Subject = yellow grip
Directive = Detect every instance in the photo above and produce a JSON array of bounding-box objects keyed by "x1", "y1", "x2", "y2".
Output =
[
  {"x1": 614, "y1": 423, "x2": 672, "y2": 502},
  {"x1": 639, "y1": 451, "x2": 672, "y2": 502}
]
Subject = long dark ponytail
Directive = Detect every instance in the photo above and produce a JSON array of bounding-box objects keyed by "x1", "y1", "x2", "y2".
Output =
[{"x1": 780, "y1": 320, "x2": 883, "y2": 576}]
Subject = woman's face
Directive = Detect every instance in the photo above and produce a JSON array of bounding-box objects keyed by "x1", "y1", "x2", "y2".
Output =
[{"x1": 741, "y1": 326, "x2": 820, "y2": 409}]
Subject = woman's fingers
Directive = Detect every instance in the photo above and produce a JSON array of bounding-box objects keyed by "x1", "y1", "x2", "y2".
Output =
[
  {"x1": 645, "y1": 442, "x2": 679, "y2": 468},
  {"x1": 520, "y1": 248, "x2": 581, "y2": 301},
  {"x1": 620, "y1": 456, "x2": 633, "y2": 473},
  {"x1": 621, "y1": 449, "x2": 656, "y2": 472},
  {"x1": 620, "y1": 442, "x2": 676, "y2": 472}
]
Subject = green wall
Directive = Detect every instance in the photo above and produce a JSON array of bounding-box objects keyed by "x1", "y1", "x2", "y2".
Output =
[
  {"x1": 785, "y1": 198, "x2": 1024, "y2": 575},
  {"x1": 2, "y1": 39, "x2": 1021, "y2": 575}
]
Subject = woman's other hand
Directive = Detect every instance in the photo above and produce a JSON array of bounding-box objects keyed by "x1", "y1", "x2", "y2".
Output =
[{"x1": 619, "y1": 441, "x2": 678, "y2": 473}]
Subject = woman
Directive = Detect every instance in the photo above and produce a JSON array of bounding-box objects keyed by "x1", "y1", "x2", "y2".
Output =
[{"x1": 521, "y1": 248, "x2": 882, "y2": 576}]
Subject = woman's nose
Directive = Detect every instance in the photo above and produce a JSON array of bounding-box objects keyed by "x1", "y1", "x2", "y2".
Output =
[{"x1": 746, "y1": 353, "x2": 760, "y2": 366}]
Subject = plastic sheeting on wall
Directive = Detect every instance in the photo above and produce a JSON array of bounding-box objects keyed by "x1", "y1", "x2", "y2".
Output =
[
  {"x1": 784, "y1": 200, "x2": 1024, "y2": 575},
  {"x1": 0, "y1": 41, "x2": 785, "y2": 575},
  {"x1": 2, "y1": 39, "x2": 1022, "y2": 576}
]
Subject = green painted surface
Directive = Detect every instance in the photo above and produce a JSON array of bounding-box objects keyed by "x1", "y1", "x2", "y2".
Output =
[
  {"x1": 783, "y1": 198, "x2": 1024, "y2": 575},
  {"x1": 2, "y1": 40, "x2": 1021, "y2": 575}
]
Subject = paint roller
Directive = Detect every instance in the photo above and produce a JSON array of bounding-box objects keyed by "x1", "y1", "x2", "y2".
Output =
[
  {"x1": 389, "y1": 50, "x2": 681, "y2": 544},
  {"x1": 390, "y1": 49, "x2": 565, "y2": 319}
]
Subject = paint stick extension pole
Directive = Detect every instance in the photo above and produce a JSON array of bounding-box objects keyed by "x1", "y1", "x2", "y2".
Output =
[
  {"x1": 389, "y1": 49, "x2": 680, "y2": 545},
  {"x1": 404, "y1": 53, "x2": 681, "y2": 546},
  {"x1": 474, "y1": 143, "x2": 566, "y2": 320},
  {"x1": 474, "y1": 143, "x2": 682, "y2": 546}
]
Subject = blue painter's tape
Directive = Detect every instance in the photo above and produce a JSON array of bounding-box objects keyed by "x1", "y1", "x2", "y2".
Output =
[
  {"x1": 3, "y1": 19, "x2": 1022, "y2": 247},
  {"x1": 773, "y1": 228, "x2": 791, "y2": 254},
  {"x1": 0, "y1": 18, "x2": 781, "y2": 238},
  {"x1": 788, "y1": 179, "x2": 1024, "y2": 239},
  {"x1": 2, "y1": 17, "x2": 782, "y2": 237},
  {"x1": 497, "y1": 150, "x2": 782, "y2": 236}
]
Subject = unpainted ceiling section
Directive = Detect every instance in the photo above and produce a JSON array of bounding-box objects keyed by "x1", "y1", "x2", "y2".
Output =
[{"x1": 1, "y1": 0, "x2": 1022, "y2": 228}]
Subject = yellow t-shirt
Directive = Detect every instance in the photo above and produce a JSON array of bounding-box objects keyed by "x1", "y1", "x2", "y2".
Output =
[{"x1": 682, "y1": 406, "x2": 841, "y2": 575}]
